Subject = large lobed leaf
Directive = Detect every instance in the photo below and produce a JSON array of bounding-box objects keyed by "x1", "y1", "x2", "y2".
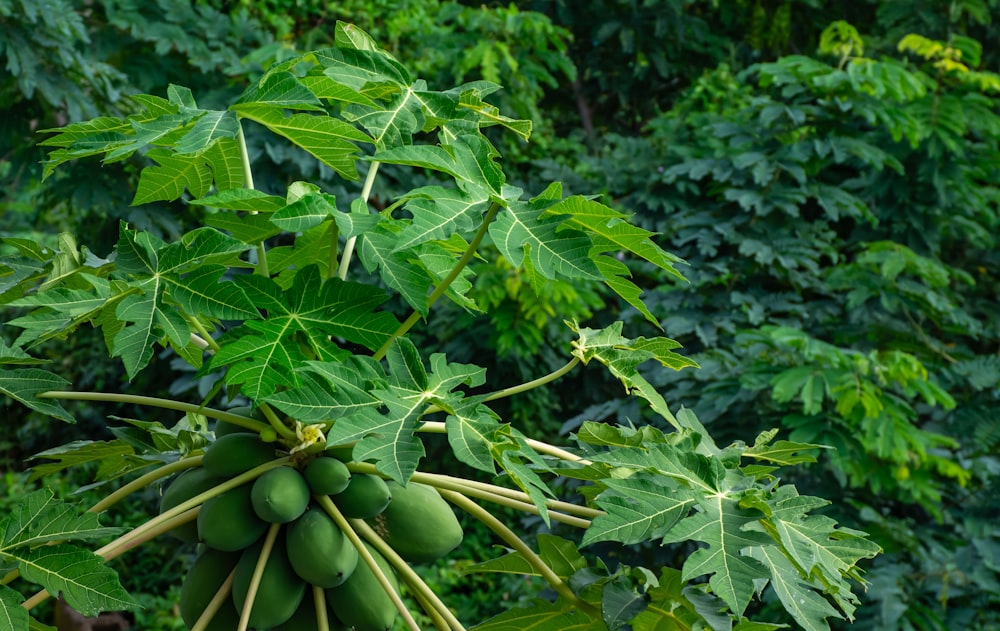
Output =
[
  {"x1": 323, "y1": 338, "x2": 487, "y2": 483},
  {"x1": 0, "y1": 489, "x2": 136, "y2": 620}
]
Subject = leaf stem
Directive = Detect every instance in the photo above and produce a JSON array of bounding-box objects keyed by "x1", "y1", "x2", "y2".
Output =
[
  {"x1": 185, "y1": 315, "x2": 221, "y2": 353},
  {"x1": 343, "y1": 462, "x2": 599, "y2": 525},
  {"x1": 238, "y1": 523, "x2": 282, "y2": 631},
  {"x1": 416, "y1": 421, "x2": 591, "y2": 464},
  {"x1": 338, "y1": 161, "x2": 380, "y2": 281},
  {"x1": 436, "y1": 489, "x2": 600, "y2": 617},
  {"x1": 314, "y1": 494, "x2": 420, "y2": 631},
  {"x1": 374, "y1": 200, "x2": 502, "y2": 361},
  {"x1": 89, "y1": 455, "x2": 203, "y2": 514},
  {"x1": 36, "y1": 391, "x2": 270, "y2": 434},
  {"x1": 351, "y1": 517, "x2": 466, "y2": 631},
  {"x1": 236, "y1": 123, "x2": 255, "y2": 190},
  {"x1": 236, "y1": 123, "x2": 269, "y2": 278},
  {"x1": 103, "y1": 457, "x2": 289, "y2": 558},
  {"x1": 483, "y1": 356, "x2": 580, "y2": 402},
  {"x1": 257, "y1": 402, "x2": 297, "y2": 441},
  {"x1": 423, "y1": 358, "x2": 581, "y2": 416},
  {"x1": 312, "y1": 585, "x2": 331, "y2": 631},
  {"x1": 414, "y1": 471, "x2": 599, "y2": 524},
  {"x1": 191, "y1": 569, "x2": 236, "y2": 631},
  {"x1": 327, "y1": 220, "x2": 340, "y2": 280}
]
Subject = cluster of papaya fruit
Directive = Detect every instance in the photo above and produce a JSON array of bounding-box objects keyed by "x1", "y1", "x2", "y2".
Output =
[{"x1": 160, "y1": 409, "x2": 464, "y2": 631}]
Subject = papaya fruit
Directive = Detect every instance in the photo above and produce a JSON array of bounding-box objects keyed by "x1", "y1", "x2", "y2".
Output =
[
  {"x1": 325, "y1": 444, "x2": 354, "y2": 462},
  {"x1": 303, "y1": 455, "x2": 351, "y2": 495},
  {"x1": 272, "y1": 587, "x2": 349, "y2": 631},
  {"x1": 287, "y1": 507, "x2": 359, "y2": 588},
  {"x1": 178, "y1": 547, "x2": 242, "y2": 631},
  {"x1": 159, "y1": 467, "x2": 226, "y2": 543},
  {"x1": 332, "y1": 473, "x2": 391, "y2": 518},
  {"x1": 251, "y1": 466, "x2": 310, "y2": 523},
  {"x1": 202, "y1": 433, "x2": 277, "y2": 478},
  {"x1": 214, "y1": 405, "x2": 259, "y2": 436},
  {"x1": 197, "y1": 483, "x2": 267, "y2": 551},
  {"x1": 370, "y1": 481, "x2": 463, "y2": 563},
  {"x1": 231, "y1": 532, "x2": 306, "y2": 629},
  {"x1": 326, "y1": 542, "x2": 399, "y2": 631}
]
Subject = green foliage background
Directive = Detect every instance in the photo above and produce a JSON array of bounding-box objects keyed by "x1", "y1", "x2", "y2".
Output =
[{"x1": 2, "y1": 0, "x2": 998, "y2": 629}]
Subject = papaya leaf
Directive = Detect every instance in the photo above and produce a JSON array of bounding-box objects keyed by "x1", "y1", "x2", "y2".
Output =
[
  {"x1": 298, "y1": 73, "x2": 380, "y2": 107},
  {"x1": 344, "y1": 84, "x2": 426, "y2": 150},
  {"x1": 16, "y1": 544, "x2": 137, "y2": 617},
  {"x1": 336, "y1": 197, "x2": 382, "y2": 239},
  {"x1": 744, "y1": 436, "x2": 825, "y2": 466},
  {"x1": 491, "y1": 426, "x2": 555, "y2": 525},
  {"x1": 174, "y1": 110, "x2": 241, "y2": 154},
  {"x1": 631, "y1": 568, "x2": 733, "y2": 631},
  {"x1": 234, "y1": 70, "x2": 325, "y2": 111},
  {"x1": 457, "y1": 89, "x2": 532, "y2": 140},
  {"x1": 202, "y1": 137, "x2": 246, "y2": 191},
  {"x1": 602, "y1": 574, "x2": 648, "y2": 630},
  {"x1": 270, "y1": 185, "x2": 339, "y2": 232},
  {"x1": 190, "y1": 188, "x2": 286, "y2": 213},
  {"x1": 569, "y1": 321, "x2": 697, "y2": 431},
  {"x1": 132, "y1": 148, "x2": 213, "y2": 205},
  {"x1": 314, "y1": 45, "x2": 411, "y2": 91},
  {"x1": 324, "y1": 340, "x2": 486, "y2": 483},
  {"x1": 0, "y1": 489, "x2": 122, "y2": 548},
  {"x1": 393, "y1": 185, "x2": 488, "y2": 251},
  {"x1": 211, "y1": 267, "x2": 397, "y2": 398},
  {"x1": 747, "y1": 546, "x2": 842, "y2": 631},
  {"x1": 0, "y1": 368, "x2": 73, "y2": 423},
  {"x1": 358, "y1": 223, "x2": 435, "y2": 315},
  {"x1": 373, "y1": 132, "x2": 505, "y2": 195},
  {"x1": 753, "y1": 486, "x2": 881, "y2": 584},
  {"x1": 592, "y1": 255, "x2": 661, "y2": 327},
  {"x1": 0, "y1": 585, "x2": 28, "y2": 631},
  {"x1": 574, "y1": 421, "x2": 667, "y2": 449},
  {"x1": 0, "y1": 341, "x2": 46, "y2": 366},
  {"x1": 582, "y1": 475, "x2": 695, "y2": 546},
  {"x1": 28, "y1": 440, "x2": 145, "y2": 482},
  {"x1": 543, "y1": 196, "x2": 685, "y2": 278},
  {"x1": 471, "y1": 598, "x2": 605, "y2": 631},
  {"x1": 445, "y1": 398, "x2": 501, "y2": 474},
  {"x1": 660, "y1": 494, "x2": 774, "y2": 617},
  {"x1": 232, "y1": 103, "x2": 371, "y2": 180},
  {"x1": 104, "y1": 114, "x2": 191, "y2": 162},
  {"x1": 587, "y1": 442, "x2": 723, "y2": 496},
  {"x1": 490, "y1": 198, "x2": 602, "y2": 283},
  {"x1": 469, "y1": 534, "x2": 587, "y2": 580},
  {"x1": 108, "y1": 224, "x2": 254, "y2": 377},
  {"x1": 264, "y1": 363, "x2": 382, "y2": 423}
]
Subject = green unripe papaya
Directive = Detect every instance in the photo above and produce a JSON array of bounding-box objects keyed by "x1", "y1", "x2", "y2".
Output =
[
  {"x1": 287, "y1": 507, "x2": 358, "y2": 588},
  {"x1": 325, "y1": 444, "x2": 354, "y2": 462},
  {"x1": 202, "y1": 433, "x2": 277, "y2": 478},
  {"x1": 251, "y1": 466, "x2": 310, "y2": 523},
  {"x1": 159, "y1": 467, "x2": 226, "y2": 543},
  {"x1": 370, "y1": 481, "x2": 463, "y2": 563},
  {"x1": 179, "y1": 548, "x2": 242, "y2": 631},
  {"x1": 198, "y1": 484, "x2": 267, "y2": 551},
  {"x1": 272, "y1": 589, "x2": 349, "y2": 631},
  {"x1": 326, "y1": 542, "x2": 399, "y2": 631},
  {"x1": 214, "y1": 405, "x2": 259, "y2": 436},
  {"x1": 304, "y1": 456, "x2": 352, "y2": 495},
  {"x1": 232, "y1": 533, "x2": 306, "y2": 629},
  {"x1": 333, "y1": 473, "x2": 391, "y2": 518}
]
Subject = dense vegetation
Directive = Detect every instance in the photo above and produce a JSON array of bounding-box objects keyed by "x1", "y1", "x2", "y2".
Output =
[{"x1": 1, "y1": 1, "x2": 998, "y2": 629}]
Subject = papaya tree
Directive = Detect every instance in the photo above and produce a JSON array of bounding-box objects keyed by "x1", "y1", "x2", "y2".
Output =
[{"x1": 0, "y1": 23, "x2": 879, "y2": 631}]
